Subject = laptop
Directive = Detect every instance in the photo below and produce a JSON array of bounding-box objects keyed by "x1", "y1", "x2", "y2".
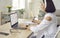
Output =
[
  {"x1": 10, "y1": 11, "x2": 27, "y2": 30},
  {"x1": 10, "y1": 11, "x2": 18, "y2": 29}
]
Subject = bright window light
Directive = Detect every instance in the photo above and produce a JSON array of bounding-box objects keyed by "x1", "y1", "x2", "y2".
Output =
[
  {"x1": 12, "y1": 0, "x2": 19, "y2": 10},
  {"x1": 12, "y1": 0, "x2": 31, "y2": 10},
  {"x1": 20, "y1": 0, "x2": 25, "y2": 9}
]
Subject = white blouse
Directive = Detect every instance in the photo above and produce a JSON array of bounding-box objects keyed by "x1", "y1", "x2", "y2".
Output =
[{"x1": 30, "y1": 13, "x2": 57, "y2": 37}]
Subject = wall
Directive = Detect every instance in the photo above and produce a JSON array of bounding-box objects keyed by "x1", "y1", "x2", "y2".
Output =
[
  {"x1": 53, "y1": 0, "x2": 60, "y2": 10},
  {"x1": 0, "y1": 12, "x2": 1, "y2": 25},
  {"x1": 30, "y1": 0, "x2": 40, "y2": 18},
  {"x1": 53, "y1": 0, "x2": 60, "y2": 25},
  {"x1": 0, "y1": 0, "x2": 12, "y2": 13}
]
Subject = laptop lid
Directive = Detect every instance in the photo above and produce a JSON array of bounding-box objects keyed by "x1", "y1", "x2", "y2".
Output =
[{"x1": 10, "y1": 11, "x2": 18, "y2": 28}]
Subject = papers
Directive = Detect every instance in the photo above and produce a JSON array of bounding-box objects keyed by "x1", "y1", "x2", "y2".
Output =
[{"x1": 18, "y1": 18, "x2": 37, "y2": 25}]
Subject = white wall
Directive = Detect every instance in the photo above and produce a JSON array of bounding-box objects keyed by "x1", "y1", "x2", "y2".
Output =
[
  {"x1": 30, "y1": 0, "x2": 40, "y2": 18},
  {"x1": 0, "y1": 12, "x2": 1, "y2": 25},
  {"x1": 53, "y1": 0, "x2": 60, "y2": 10},
  {"x1": 52, "y1": 0, "x2": 60, "y2": 15},
  {"x1": 0, "y1": 0, "x2": 12, "y2": 13},
  {"x1": 53, "y1": 0, "x2": 60, "y2": 25}
]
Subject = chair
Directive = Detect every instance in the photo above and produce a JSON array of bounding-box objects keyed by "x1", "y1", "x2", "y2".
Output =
[{"x1": 54, "y1": 25, "x2": 60, "y2": 38}]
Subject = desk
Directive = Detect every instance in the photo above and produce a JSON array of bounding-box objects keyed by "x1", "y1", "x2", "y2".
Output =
[{"x1": 0, "y1": 23, "x2": 32, "y2": 38}]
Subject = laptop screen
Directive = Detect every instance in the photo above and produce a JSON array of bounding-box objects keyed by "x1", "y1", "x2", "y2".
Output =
[{"x1": 10, "y1": 11, "x2": 18, "y2": 28}]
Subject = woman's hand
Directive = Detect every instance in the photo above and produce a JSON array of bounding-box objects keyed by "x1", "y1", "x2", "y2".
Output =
[
  {"x1": 40, "y1": 3, "x2": 45, "y2": 12},
  {"x1": 26, "y1": 25, "x2": 32, "y2": 31},
  {"x1": 27, "y1": 25, "x2": 37, "y2": 31},
  {"x1": 32, "y1": 20, "x2": 41, "y2": 24},
  {"x1": 20, "y1": 23, "x2": 28, "y2": 28}
]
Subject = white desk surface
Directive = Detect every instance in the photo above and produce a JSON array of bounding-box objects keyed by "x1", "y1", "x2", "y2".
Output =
[{"x1": 0, "y1": 23, "x2": 32, "y2": 38}]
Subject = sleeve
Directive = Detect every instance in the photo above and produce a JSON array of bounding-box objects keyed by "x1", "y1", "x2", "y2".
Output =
[{"x1": 30, "y1": 17, "x2": 52, "y2": 32}]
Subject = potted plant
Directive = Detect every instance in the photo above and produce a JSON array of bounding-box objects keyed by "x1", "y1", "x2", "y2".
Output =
[
  {"x1": 19, "y1": 9, "x2": 25, "y2": 14},
  {"x1": 6, "y1": 5, "x2": 12, "y2": 12},
  {"x1": 18, "y1": 9, "x2": 25, "y2": 18}
]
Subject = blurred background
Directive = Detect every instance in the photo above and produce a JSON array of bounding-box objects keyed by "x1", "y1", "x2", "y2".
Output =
[{"x1": 0, "y1": 0, "x2": 60, "y2": 25}]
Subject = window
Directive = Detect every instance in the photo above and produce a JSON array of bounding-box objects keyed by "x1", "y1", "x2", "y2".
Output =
[
  {"x1": 12, "y1": 0, "x2": 19, "y2": 10},
  {"x1": 12, "y1": 0, "x2": 25, "y2": 10},
  {"x1": 20, "y1": 0, "x2": 25, "y2": 9}
]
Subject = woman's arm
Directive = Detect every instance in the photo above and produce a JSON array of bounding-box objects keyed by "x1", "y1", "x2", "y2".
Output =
[{"x1": 30, "y1": 16, "x2": 52, "y2": 32}]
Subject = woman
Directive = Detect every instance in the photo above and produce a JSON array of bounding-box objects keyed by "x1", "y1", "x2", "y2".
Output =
[{"x1": 30, "y1": 0, "x2": 57, "y2": 38}]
